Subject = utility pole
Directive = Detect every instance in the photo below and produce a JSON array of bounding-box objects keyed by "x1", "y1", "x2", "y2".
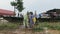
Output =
[{"x1": 35, "y1": 11, "x2": 37, "y2": 17}]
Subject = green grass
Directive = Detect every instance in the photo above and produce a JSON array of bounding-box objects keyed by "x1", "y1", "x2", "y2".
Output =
[
  {"x1": 33, "y1": 22, "x2": 60, "y2": 32},
  {"x1": 0, "y1": 23, "x2": 20, "y2": 30},
  {"x1": 0, "y1": 22, "x2": 60, "y2": 32}
]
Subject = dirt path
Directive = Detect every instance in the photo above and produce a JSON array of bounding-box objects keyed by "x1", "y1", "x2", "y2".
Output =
[
  {"x1": 0, "y1": 25, "x2": 43, "y2": 34},
  {"x1": 48, "y1": 30, "x2": 60, "y2": 34},
  {"x1": 1, "y1": 29, "x2": 60, "y2": 34},
  {"x1": 0, "y1": 25, "x2": 60, "y2": 34}
]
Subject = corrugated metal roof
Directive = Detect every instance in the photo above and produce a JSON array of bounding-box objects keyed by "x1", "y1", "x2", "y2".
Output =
[{"x1": 0, "y1": 9, "x2": 15, "y2": 16}]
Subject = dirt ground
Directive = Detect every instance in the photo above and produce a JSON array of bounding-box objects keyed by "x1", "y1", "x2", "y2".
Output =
[
  {"x1": 0, "y1": 29, "x2": 60, "y2": 34},
  {"x1": 0, "y1": 25, "x2": 60, "y2": 34}
]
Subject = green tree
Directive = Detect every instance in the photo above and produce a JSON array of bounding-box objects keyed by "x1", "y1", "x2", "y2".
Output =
[
  {"x1": 11, "y1": 1, "x2": 17, "y2": 12},
  {"x1": 10, "y1": 0, "x2": 24, "y2": 12}
]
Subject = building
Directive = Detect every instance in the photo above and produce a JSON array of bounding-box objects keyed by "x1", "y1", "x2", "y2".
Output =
[
  {"x1": 0, "y1": 9, "x2": 23, "y2": 22},
  {"x1": 46, "y1": 9, "x2": 60, "y2": 18},
  {"x1": 0, "y1": 9, "x2": 15, "y2": 17}
]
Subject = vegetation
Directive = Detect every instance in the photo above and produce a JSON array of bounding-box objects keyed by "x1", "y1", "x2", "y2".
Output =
[
  {"x1": 33, "y1": 22, "x2": 60, "y2": 32},
  {"x1": 0, "y1": 23, "x2": 20, "y2": 30},
  {"x1": 11, "y1": 0, "x2": 24, "y2": 12},
  {"x1": 0, "y1": 22, "x2": 60, "y2": 32}
]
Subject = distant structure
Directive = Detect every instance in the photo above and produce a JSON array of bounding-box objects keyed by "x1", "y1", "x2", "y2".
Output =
[
  {"x1": 46, "y1": 9, "x2": 60, "y2": 18},
  {"x1": 46, "y1": 9, "x2": 60, "y2": 14},
  {"x1": 0, "y1": 9, "x2": 23, "y2": 22},
  {"x1": 0, "y1": 9, "x2": 15, "y2": 17},
  {"x1": 38, "y1": 9, "x2": 60, "y2": 22}
]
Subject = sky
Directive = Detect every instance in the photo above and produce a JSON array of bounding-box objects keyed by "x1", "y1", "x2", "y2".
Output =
[{"x1": 0, "y1": 0, "x2": 60, "y2": 14}]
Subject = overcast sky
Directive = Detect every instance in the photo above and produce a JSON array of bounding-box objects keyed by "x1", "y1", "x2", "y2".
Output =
[{"x1": 0, "y1": 0, "x2": 60, "y2": 14}]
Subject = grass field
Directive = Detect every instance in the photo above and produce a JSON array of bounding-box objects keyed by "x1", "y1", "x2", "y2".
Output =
[
  {"x1": 0, "y1": 22, "x2": 60, "y2": 31},
  {"x1": 33, "y1": 22, "x2": 60, "y2": 32},
  {"x1": 0, "y1": 22, "x2": 60, "y2": 34},
  {"x1": 0, "y1": 22, "x2": 20, "y2": 30}
]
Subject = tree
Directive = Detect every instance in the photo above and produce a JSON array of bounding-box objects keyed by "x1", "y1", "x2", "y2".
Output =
[
  {"x1": 11, "y1": 1, "x2": 17, "y2": 12},
  {"x1": 10, "y1": 0, "x2": 24, "y2": 12}
]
